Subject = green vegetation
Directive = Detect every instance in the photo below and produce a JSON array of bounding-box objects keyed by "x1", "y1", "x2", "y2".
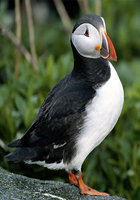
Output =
[{"x1": 0, "y1": 1, "x2": 140, "y2": 200}]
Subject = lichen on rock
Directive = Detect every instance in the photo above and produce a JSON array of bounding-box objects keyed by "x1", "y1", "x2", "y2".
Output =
[{"x1": 0, "y1": 167, "x2": 127, "y2": 200}]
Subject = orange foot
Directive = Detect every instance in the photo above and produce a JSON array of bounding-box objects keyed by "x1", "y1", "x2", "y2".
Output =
[
  {"x1": 79, "y1": 185, "x2": 109, "y2": 196},
  {"x1": 68, "y1": 172, "x2": 109, "y2": 196}
]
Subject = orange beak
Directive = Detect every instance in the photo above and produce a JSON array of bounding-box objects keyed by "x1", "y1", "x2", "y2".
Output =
[{"x1": 100, "y1": 29, "x2": 117, "y2": 62}]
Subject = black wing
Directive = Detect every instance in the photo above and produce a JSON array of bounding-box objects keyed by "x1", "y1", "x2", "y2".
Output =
[
  {"x1": 9, "y1": 72, "x2": 95, "y2": 147},
  {"x1": 6, "y1": 72, "x2": 96, "y2": 163}
]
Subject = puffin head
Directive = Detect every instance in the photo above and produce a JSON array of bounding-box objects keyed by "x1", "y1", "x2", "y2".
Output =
[{"x1": 71, "y1": 14, "x2": 117, "y2": 61}]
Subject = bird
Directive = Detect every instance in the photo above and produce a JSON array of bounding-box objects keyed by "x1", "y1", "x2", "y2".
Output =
[{"x1": 6, "y1": 14, "x2": 124, "y2": 196}]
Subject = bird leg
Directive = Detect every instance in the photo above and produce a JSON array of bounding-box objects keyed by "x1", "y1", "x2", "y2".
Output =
[
  {"x1": 68, "y1": 172, "x2": 78, "y2": 186},
  {"x1": 68, "y1": 173, "x2": 109, "y2": 196}
]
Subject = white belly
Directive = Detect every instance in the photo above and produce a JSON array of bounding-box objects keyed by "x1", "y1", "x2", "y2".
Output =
[{"x1": 67, "y1": 62, "x2": 124, "y2": 171}]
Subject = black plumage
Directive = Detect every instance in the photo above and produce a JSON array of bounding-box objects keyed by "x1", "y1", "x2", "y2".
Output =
[
  {"x1": 6, "y1": 54, "x2": 110, "y2": 166},
  {"x1": 72, "y1": 14, "x2": 104, "y2": 33},
  {"x1": 6, "y1": 14, "x2": 110, "y2": 169}
]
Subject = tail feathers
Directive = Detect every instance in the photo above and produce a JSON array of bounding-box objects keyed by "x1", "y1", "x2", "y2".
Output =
[
  {"x1": 5, "y1": 147, "x2": 40, "y2": 163},
  {"x1": 8, "y1": 139, "x2": 22, "y2": 148}
]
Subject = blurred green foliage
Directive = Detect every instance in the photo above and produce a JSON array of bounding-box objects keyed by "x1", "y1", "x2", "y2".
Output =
[{"x1": 0, "y1": 1, "x2": 140, "y2": 200}]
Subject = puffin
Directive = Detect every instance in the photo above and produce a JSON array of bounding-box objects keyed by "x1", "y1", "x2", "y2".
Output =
[{"x1": 6, "y1": 14, "x2": 124, "y2": 196}]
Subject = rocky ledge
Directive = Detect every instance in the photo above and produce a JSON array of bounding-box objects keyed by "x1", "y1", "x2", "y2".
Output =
[{"x1": 0, "y1": 167, "x2": 127, "y2": 200}]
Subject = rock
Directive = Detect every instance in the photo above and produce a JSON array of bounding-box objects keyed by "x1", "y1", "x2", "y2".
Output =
[{"x1": 0, "y1": 167, "x2": 126, "y2": 200}]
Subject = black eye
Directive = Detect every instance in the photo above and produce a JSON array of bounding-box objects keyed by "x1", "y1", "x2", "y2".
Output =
[{"x1": 84, "y1": 29, "x2": 89, "y2": 37}]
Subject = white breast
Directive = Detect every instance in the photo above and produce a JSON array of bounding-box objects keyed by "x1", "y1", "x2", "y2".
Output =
[{"x1": 67, "y1": 62, "x2": 124, "y2": 172}]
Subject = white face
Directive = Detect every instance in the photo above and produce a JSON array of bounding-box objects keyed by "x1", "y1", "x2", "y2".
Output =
[{"x1": 72, "y1": 23, "x2": 101, "y2": 59}]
